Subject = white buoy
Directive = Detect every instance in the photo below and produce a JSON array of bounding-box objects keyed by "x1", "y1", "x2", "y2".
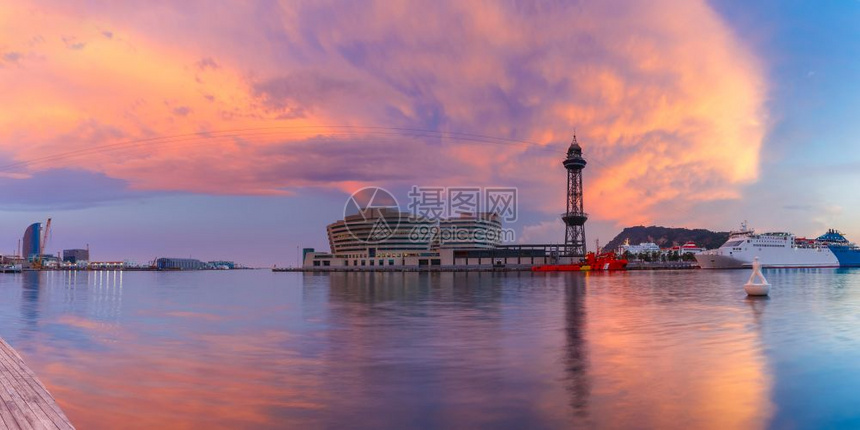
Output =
[{"x1": 744, "y1": 257, "x2": 770, "y2": 296}]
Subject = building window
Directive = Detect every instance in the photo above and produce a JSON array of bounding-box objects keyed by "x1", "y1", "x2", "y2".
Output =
[
  {"x1": 370, "y1": 260, "x2": 375, "y2": 266},
  {"x1": 354, "y1": 260, "x2": 358, "y2": 266},
  {"x1": 323, "y1": 260, "x2": 330, "y2": 266},
  {"x1": 344, "y1": 260, "x2": 349, "y2": 266},
  {"x1": 313, "y1": 261, "x2": 321, "y2": 267},
  {"x1": 361, "y1": 260, "x2": 366, "y2": 266},
  {"x1": 431, "y1": 259, "x2": 441, "y2": 266},
  {"x1": 389, "y1": 259, "x2": 395, "y2": 266}
]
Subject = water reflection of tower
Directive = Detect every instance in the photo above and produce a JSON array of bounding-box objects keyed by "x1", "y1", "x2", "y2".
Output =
[
  {"x1": 564, "y1": 274, "x2": 590, "y2": 418},
  {"x1": 562, "y1": 134, "x2": 587, "y2": 257}
]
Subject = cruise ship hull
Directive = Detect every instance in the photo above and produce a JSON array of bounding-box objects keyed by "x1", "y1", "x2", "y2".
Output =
[
  {"x1": 696, "y1": 248, "x2": 839, "y2": 269},
  {"x1": 830, "y1": 245, "x2": 860, "y2": 267},
  {"x1": 695, "y1": 253, "x2": 746, "y2": 269}
]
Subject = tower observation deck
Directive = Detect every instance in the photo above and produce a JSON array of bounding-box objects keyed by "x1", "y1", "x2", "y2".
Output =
[{"x1": 562, "y1": 134, "x2": 587, "y2": 256}]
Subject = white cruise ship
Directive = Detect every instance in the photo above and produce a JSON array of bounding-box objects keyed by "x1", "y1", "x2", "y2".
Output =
[{"x1": 695, "y1": 223, "x2": 839, "y2": 269}]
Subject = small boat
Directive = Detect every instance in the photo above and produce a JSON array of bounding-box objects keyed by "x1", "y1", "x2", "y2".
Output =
[
  {"x1": 532, "y1": 252, "x2": 628, "y2": 272},
  {"x1": 0, "y1": 264, "x2": 22, "y2": 274}
]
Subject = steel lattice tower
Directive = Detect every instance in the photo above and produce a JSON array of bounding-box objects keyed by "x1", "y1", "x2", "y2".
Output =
[{"x1": 562, "y1": 134, "x2": 587, "y2": 256}]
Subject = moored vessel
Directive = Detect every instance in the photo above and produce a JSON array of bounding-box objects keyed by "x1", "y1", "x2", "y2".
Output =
[
  {"x1": 695, "y1": 223, "x2": 858, "y2": 269},
  {"x1": 532, "y1": 251, "x2": 627, "y2": 272},
  {"x1": 817, "y1": 229, "x2": 860, "y2": 267}
]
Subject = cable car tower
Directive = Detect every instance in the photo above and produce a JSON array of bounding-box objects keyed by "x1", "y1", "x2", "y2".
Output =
[{"x1": 562, "y1": 134, "x2": 587, "y2": 256}]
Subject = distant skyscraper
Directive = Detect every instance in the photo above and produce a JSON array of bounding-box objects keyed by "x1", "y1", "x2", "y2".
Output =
[{"x1": 22, "y1": 223, "x2": 40, "y2": 260}]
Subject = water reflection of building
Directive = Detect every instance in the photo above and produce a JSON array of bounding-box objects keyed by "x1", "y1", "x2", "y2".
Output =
[
  {"x1": 19, "y1": 272, "x2": 121, "y2": 338},
  {"x1": 86, "y1": 270, "x2": 124, "y2": 321},
  {"x1": 51, "y1": 270, "x2": 125, "y2": 321},
  {"x1": 20, "y1": 271, "x2": 42, "y2": 337},
  {"x1": 320, "y1": 272, "x2": 505, "y2": 306},
  {"x1": 306, "y1": 272, "x2": 509, "y2": 428}
]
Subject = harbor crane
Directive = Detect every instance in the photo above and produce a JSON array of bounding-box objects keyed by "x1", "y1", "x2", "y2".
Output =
[{"x1": 32, "y1": 218, "x2": 51, "y2": 270}]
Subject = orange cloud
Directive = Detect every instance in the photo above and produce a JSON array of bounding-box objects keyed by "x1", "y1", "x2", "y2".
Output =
[{"x1": 0, "y1": 0, "x2": 766, "y2": 224}]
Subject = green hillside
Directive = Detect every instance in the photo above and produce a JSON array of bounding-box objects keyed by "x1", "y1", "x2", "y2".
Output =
[{"x1": 604, "y1": 226, "x2": 729, "y2": 251}]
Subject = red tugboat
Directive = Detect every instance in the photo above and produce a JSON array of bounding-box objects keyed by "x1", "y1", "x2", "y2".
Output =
[{"x1": 532, "y1": 251, "x2": 628, "y2": 272}]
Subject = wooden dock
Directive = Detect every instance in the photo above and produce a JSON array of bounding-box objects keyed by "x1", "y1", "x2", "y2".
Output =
[{"x1": 0, "y1": 338, "x2": 73, "y2": 429}]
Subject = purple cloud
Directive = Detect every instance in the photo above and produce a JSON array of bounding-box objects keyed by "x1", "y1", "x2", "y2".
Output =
[
  {"x1": 2, "y1": 52, "x2": 22, "y2": 63},
  {"x1": 62, "y1": 36, "x2": 86, "y2": 50},
  {"x1": 195, "y1": 57, "x2": 219, "y2": 70},
  {"x1": 0, "y1": 169, "x2": 153, "y2": 210},
  {"x1": 173, "y1": 106, "x2": 191, "y2": 116}
]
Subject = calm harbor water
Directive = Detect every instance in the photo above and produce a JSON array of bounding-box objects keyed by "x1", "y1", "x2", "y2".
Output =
[{"x1": 1, "y1": 269, "x2": 860, "y2": 429}]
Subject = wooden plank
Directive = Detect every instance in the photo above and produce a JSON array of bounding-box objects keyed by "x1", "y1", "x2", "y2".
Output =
[
  {"x1": 0, "y1": 368, "x2": 37, "y2": 430},
  {"x1": 0, "y1": 341, "x2": 71, "y2": 430},
  {"x1": 0, "y1": 341, "x2": 39, "y2": 430},
  {"x1": 0, "y1": 348, "x2": 25, "y2": 430},
  {"x1": 0, "y1": 343, "x2": 70, "y2": 428},
  {"x1": 0, "y1": 398, "x2": 21, "y2": 430},
  {"x1": 0, "y1": 342, "x2": 56, "y2": 430},
  {"x1": 0, "y1": 339, "x2": 74, "y2": 430},
  {"x1": 0, "y1": 344, "x2": 45, "y2": 430},
  {"x1": 0, "y1": 345, "x2": 66, "y2": 430}
]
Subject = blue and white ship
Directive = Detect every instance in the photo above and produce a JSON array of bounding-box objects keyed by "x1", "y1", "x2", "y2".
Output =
[
  {"x1": 817, "y1": 229, "x2": 860, "y2": 267},
  {"x1": 696, "y1": 223, "x2": 860, "y2": 269}
]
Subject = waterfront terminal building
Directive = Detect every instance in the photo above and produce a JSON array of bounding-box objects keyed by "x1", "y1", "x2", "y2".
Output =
[
  {"x1": 155, "y1": 258, "x2": 238, "y2": 270},
  {"x1": 303, "y1": 210, "x2": 577, "y2": 270},
  {"x1": 63, "y1": 249, "x2": 90, "y2": 264},
  {"x1": 156, "y1": 258, "x2": 206, "y2": 270}
]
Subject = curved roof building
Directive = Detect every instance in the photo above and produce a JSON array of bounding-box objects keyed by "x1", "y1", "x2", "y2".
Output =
[
  {"x1": 326, "y1": 209, "x2": 505, "y2": 257},
  {"x1": 438, "y1": 213, "x2": 502, "y2": 249},
  {"x1": 22, "y1": 223, "x2": 40, "y2": 261},
  {"x1": 327, "y1": 208, "x2": 434, "y2": 256}
]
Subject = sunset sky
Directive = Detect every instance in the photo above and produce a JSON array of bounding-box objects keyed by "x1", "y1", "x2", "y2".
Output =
[{"x1": 0, "y1": 0, "x2": 858, "y2": 266}]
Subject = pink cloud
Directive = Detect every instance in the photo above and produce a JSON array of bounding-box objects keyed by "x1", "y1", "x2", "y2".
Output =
[{"x1": 0, "y1": 0, "x2": 767, "y2": 224}]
